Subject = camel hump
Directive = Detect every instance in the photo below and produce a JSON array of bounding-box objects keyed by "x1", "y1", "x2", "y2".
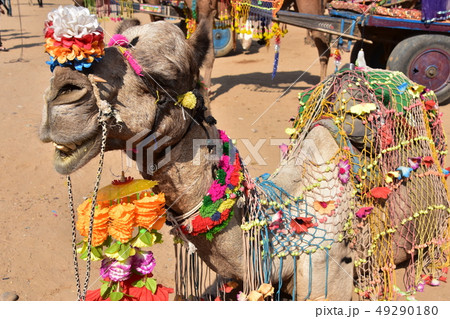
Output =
[{"x1": 301, "y1": 125, "x2": 339, "y2": 165}]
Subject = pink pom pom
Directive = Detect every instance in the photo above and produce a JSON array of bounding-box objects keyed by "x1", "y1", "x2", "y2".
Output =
[{"x1": 108, "y1": 34, "x2": 130, "y2": 47}]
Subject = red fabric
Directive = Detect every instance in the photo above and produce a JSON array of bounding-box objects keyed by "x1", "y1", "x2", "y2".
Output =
[
  {"x1": 290, "y1": 217, "x2": 317, "y2": 234},
  {"x1": 422, "y1": 156, "x2": 434, "y2": 167},
  {"x1": 369, "y1": 187, "x2": 392, "y2": 199},
  {"x1": 183, "y1": 209, "x2": 231, "y2": 236},
  {"x1": 85, "y1": 275, "x2": 174, "y2": 301},
  {"x1": 229, "y1": 153, "x2": 242, "y2": 186}
]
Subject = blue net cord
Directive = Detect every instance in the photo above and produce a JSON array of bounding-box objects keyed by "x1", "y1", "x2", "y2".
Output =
[
  {"x1": 276, "y1": 257, "x2": 283, "y2": 301},
  {"x1": 256, "y1": 174, "x2": 334, "y2": 257},
  {"x1": 292, "y1": 255, "x2": 297, "y2": 301},
  {"x1": 262, "y1": 226, "x2": 272, "y2": 284},
  {"x1": 304, "y1": 254, "x2": 313, "y2": 300}
]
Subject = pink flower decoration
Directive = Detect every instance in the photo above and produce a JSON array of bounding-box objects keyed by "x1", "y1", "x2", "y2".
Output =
[
  {"x1": 108, "y1": 34, "x2": 130, "y2": 47},
  {"x1": 269, "y1": 210, "x2": 283, "y2": 231},
  {"x1": 218, "y1": 130, "x2": 230, "y2": 143},
  {"x1": 208, "y1": 180, "x2": 227, "y2": 201},
  {"x1": 133, "y1": 250, "x2": 156, "y2": 275},
  {"x1": 101, "y1": 258, "x2": 132, "y2": 282},
  {"x1": 408, "y1": 157, "x2": 422, "y2": 170},
  {"x1": 279, "y1": 143, "x2": 288, "y2": 155},
  {"x1": 356, "y1": 207, "x2": 373, "y2": 219},
  {"x1": 416, "y1": 282, "x2": 425, "y2": 292},
  {"x1": 338, "y1": 159, "x2": 351, "y2": 184}
]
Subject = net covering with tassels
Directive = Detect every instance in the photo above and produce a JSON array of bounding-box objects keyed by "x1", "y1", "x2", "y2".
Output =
[{"x1": 288, "y1": 68, "x2": 449, "y2": 300}]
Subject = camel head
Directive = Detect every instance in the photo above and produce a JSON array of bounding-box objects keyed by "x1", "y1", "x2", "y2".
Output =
[{"x1": 39, "y1": 6, "x2": 210, "y2": 175}]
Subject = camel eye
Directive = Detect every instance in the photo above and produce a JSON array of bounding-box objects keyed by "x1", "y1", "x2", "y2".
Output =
[{"x1": 59, "y1": 84, "x2": 82, "y2": 96}]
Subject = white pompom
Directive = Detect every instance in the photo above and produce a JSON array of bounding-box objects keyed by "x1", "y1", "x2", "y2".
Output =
[{"x1": 355, "y1": 49, "x2": 367, "y2": 68}]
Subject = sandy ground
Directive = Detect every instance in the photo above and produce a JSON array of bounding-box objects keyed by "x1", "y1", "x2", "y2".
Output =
[{"x1": 0, "y1": 0, "x2": 449, "y2": 302}]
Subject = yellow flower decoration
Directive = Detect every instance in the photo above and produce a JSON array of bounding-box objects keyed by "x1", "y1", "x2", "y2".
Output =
[
  {"x1": 385, "y1": 171, "x2": 400, "y2": 183},
  {"x1": 350, "y1": 103, "x2": 376, "y2": 116},
  {"x1": 177, "y1": 91, "x2": 197, "y2": 109}
]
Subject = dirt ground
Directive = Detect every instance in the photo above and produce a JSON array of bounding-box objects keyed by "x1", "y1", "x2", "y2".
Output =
[{"x1": 0, "y1": 1, "x2": 449, "y2": 301}]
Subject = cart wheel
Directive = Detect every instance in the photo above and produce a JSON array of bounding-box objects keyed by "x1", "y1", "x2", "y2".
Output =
[
  {"x1": 387, "y1": 34, "x2": 450, "y2": 103},
  {"x1": 213, "y1": 28, "x2": 233, "y2": 58}
]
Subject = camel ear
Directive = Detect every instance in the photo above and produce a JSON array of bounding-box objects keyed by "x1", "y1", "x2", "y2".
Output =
[
  {"x1": 116, "y1": 18, "x2": 141, "y2": 34},
  {"x1": 187, "y1": 11, "x2": 214, "y2": 68}
]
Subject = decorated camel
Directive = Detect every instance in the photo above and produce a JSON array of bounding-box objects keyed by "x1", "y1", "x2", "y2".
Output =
[{"x1": 40, "y1": 6, "x2": 449, "y2": 301}]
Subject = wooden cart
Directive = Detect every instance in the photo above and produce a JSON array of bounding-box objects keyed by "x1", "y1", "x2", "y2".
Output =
[{"x1": 275, "y1": 9, "x2": 450, "y2": 103}]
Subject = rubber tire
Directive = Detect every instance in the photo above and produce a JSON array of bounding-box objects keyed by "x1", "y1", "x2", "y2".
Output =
[
  {"x1": 213, "y1": 28, "x2": 233, "y2": 58},
  {"x1": 386, "y1": 34, "x2": 450, "y2": 104}
]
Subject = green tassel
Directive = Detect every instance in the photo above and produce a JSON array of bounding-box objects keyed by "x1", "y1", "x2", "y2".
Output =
[
  {"x1": 202, "y1": 195, "x2": 213, "y2": 207},
  {"x1": 205, "y1": 211, "x2": 234, "y2": 241},
  {"x1": 223, "y1": 142, "x2": 230, "y2": 156},
  {"x1": 217, "y1": 169, "x2": 227, "y2": 185},
  {"x1": 199, "y1": 200, "x2": 222, "y2": 218}
]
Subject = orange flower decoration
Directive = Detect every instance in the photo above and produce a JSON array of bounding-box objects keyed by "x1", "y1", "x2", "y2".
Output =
[
  {"x1": 76, "y1": 191, "x2": 166, "y2": 245},
  {"x1": 108, "y1": 203, "x2": 136, "y2": 243},
  {"x1": 134, "y1": 193, "x2": 166, "y2": 231},
  {"x1": 313, "y1": 200, "x2": 336, "y2": 216},
  {"x1": 76, "y1": 199, "x2": 110, "y2": 247}
]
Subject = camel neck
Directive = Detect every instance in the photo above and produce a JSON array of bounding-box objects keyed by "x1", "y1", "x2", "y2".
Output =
[{"x1": 146, "y1": 123, "x2": 219, "y2": 216}]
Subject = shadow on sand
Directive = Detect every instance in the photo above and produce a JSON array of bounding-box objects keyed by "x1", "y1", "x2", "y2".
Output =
[{"x1": 210, "y1": 70, "x2": 320, "y2": 101}]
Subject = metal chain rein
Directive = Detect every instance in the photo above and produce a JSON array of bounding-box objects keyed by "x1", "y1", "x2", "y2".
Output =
[{"x1": 67, "y1": 117, "x2": 108, "y2": 301}]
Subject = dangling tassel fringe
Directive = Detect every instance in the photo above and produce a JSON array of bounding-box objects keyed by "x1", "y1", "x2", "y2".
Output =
[
  {"x1": 272, "y1": 35, "x2": 280, "y2": 80},
  {"x1": 174, "y1": 240, "x2": 215, "y2": 300}
]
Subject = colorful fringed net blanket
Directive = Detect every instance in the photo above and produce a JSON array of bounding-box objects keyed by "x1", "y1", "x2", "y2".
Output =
[
  {"x1": 266, "y1": 68, "x2": 450, "y2": 300},
  {"x1": 173, "y1": 68, "x2": 450, "y2": 301}
]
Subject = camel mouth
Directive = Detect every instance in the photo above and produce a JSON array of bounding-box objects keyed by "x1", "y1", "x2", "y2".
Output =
[{"x1": 52, "y1": 135, "x2": 101, "y2": 175}]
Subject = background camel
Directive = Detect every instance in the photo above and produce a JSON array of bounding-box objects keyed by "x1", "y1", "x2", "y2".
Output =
[
  {"x1": 40, "y1": 5, "x2": 448, "y2": 300},
  {"x1": 139, "y1": 0, "x2": 330, "y2": 89}
]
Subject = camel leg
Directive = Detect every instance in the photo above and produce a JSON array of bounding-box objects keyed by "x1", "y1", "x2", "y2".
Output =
[
  {"x1": 294, "y1": 0, "x2": 330, "y2": 81},
  {"x1": 195, "y1": 0, "x2": 217, "y2": 90},
  {"x1": 202, "y1": 39, "x2": 215, "y2": 89},
  {"x1": 311, "y1": 30, "x2": 331, "y2": 81},
  {"x1": 293, "y1": 244, "x2": 354, "y2": 300}
]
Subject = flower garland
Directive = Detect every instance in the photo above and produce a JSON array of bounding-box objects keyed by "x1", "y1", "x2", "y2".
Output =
[
  {"x1": 44, "y1": 6, "x2": 105, "y2": 71},
  {"x1": 181, "y1": 130, "x2": 245, "y2": 240},
  {"x1": 76, "y1": 177, "x2": 173, "y2": 301}
]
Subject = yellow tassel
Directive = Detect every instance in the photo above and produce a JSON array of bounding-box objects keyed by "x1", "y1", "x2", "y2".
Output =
[{"x1": 177, "y1": 91, "x2": 197, "y2": 109}]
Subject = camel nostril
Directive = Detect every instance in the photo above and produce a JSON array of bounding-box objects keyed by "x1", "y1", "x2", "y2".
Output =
[{"x1": 341, "y1": 257, "x2": 352, "y2": 264}]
